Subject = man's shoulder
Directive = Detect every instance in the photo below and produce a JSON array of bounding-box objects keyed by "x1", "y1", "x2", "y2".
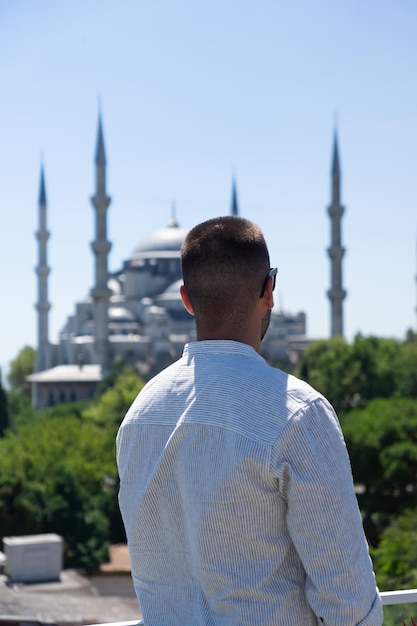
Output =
[
  {"x1": 139, "y1": 354, "x2": 327, "y2": 411},
  {"x1": 137, "y1": 358, "x2": 184, "y2": 397},
  {"x1": 285, "y1": 371, "x2": 326, "y2": 403},
  {"x1": 262, "y1": 365, "x2": 332, "y2": 417}
]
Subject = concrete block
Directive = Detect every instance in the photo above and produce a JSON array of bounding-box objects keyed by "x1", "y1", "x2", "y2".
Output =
[{"x1": 3, "y1": 533, "x2": 63, "y2": 583}]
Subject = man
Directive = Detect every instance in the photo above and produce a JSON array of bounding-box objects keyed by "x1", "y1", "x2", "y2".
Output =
[{"x1": 117, "y1": 216, "x2": 382, "y2": 626}]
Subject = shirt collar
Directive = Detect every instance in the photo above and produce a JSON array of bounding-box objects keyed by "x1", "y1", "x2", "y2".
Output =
[{"x1": 183, "y1": 340, "x2": 265, "y2": 363}]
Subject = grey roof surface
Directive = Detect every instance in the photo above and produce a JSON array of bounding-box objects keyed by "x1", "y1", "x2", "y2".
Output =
[
  {"x1": 27, "y1": 366, "x2": 103, "y2": 384},
  {"x1": 0, "y1": 570, "x2": 141, "y2": 625}
]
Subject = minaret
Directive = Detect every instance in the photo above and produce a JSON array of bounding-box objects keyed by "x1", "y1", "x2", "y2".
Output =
[
  {"x1": 35, "y1": 164, "x2": 51, "y2": 372},
  {"x1": 231, "y1": 177, "x2": 239, "y2": 216},
  {"x1": 168, "y1": 200, "x2": 179, "y2": 227},
  {"x1": 90, "y1": 114, "x2": 112, "y2": 370},
  {"x1": 327, "y1": 131, "x2": 347, "y2": 337}
]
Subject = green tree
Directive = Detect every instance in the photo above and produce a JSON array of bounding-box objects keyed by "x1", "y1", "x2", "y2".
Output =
[
  {"x1": 297, "y1": 334, "x2": 417, "y2": 590},
  {"x1": 349, "y1": 335, "x2": 403, "y2": 401},
  {"x1": 404, "y1": 327, "x2": 417, "y2": 343},
  {"x1": 83, "y1": 366, "x2": 144, "y2": 427},
  {"x1": 0, "y1": 366, "x2": 147, "y2": 569},
  {"x1": 296, "y1": 335, "x2": 417, "y2": 413},
  {"x1": 0, "y1": 369, "x2": 9, "y2": 437},
  {"x1": 43, "y1": 465, "x2": 110, "y2": 572},
  {"x1": 296, "y1": 336, "x2": 355, "y2": 412},
  {"x1": 393, "y1": 339, "x2": 417, "y2": 398},
  {"x1": 6, "y1": 388, "x2": 37, "y2": 429},
  {"x1": 7, "y1": 345, "x2": 36, "y2": 396},
  {"x1": 98, "y1": 361, "x2": 139, "y2": 393},
  {"x1": 342, "y1": 397, "x2": 417, "y2": 519},
  {"x1": 372, "y1": 508, "x2": 417, "y2": 591},
  {"x1": 0, "y1": 410, "x2": 116, "y2": 570}
]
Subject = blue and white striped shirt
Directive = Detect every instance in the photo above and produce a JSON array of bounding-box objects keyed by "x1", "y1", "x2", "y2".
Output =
[{"x1": 117, "y1": 340, "x2": 382, "y2": 626}]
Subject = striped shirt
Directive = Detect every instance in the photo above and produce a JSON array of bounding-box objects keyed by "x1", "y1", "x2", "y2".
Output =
[{"x1": 117, "y1": 340, "x2": 382, "y2": 626}]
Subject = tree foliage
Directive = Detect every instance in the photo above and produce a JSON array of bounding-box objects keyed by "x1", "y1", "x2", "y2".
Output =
[
  {"x1": 297, "y1": 334, "x2": 417, "y2": 588},
  {"x1": 0, "y1": 407, "x2": 115, "y2": 570},
  {"x1": 296, "y1": 334, "x2": 417, "y2": 413},
  {"x1": 83, "y1": 365, "x2": 144, "y2": 427},
  {"x1": 296, "y1": 336, "x2": 354, "y2": 411},
  {"x1": 372, "y1": 508, "x2": 417, "y2": 591},
  {"x1": 5, "y1": 388, "x2": 36, "y2": 428},
  {"x1": 0, "y1": 365, "x2": 145, "y2": 571},
  {"x1": 7, "y1": 345, "x2": 36, "y2": 396},
  {"x1": 0, "y1": 369, "x2": 9, "y2": 437},
  {"x1": 342, "y1": 397, "x2": 417, "y2": 518}
]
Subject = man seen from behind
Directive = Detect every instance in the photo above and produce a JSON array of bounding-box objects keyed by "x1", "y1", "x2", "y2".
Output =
[{"x1": 116, "y1": 216, "x2": 382, "y2": 626}]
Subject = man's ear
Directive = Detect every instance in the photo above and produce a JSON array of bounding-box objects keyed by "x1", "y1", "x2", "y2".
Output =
[
  {"x1": 263, "y1": 278, "x2": 274, "y2": 310},
  {"x1": 180, "y1": 284, "x2": 195, "y2": 315}
]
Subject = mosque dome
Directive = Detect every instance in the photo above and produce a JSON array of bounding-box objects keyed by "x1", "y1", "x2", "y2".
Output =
[
  {"x1": 163, "y1": 279, "x2": 183, "y2": 294},
  {"x1": 109, "y1": 306, "x2": 135, "y2": 322},
  {"x1": 132, "y1": 222, "x2": 188, "y2": 257},
  {"x1": 108, "y1": 277, "x2": 122, "y2": 295},
  {"x1": 157, "y1": 279, "x2": 183, "y2": 302}
]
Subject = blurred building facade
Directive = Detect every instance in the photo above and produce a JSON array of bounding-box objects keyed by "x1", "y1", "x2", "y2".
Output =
[{"x1": 28, "y1": 115, "x2": 312, "y2": 410}]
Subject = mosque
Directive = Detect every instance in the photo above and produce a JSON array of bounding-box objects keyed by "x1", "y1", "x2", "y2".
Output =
[{"x1": 28, "y1": 116, "x2": 345, "y2": 410}]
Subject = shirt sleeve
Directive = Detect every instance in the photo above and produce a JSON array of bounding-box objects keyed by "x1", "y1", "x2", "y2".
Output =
[{"x1": 272, "y1": 397, "x2": 383, "y2": 626}]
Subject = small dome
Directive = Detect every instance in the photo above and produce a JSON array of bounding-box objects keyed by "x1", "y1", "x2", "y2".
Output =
[
  {"x1": 163, "y1": 279, "x2": 183, "y2": 295},
  {"x1": 108, "y1": 277, "x2": 122, "y2": 295},
  {"x1": 132, "y1": 223, "x2": 188, "y2": 255},
  {"x1": 156, "y1": 280, "x2": 184, "y2": 306},
  {"x1": 109, "y1": 307, "x2": 135, "y2": 322}
]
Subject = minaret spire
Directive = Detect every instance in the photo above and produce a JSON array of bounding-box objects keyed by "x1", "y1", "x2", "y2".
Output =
[
  {"x1": 35, "y1": 163, "x2": 51, "y2": 372},
  {"x1": 331, "y1": 132, "x2": 340, "y2": 204},
  {"x1": 95, "y1": 114, "x2": 106, "y2": 167},
  {"x1": 168, "y1": 200, "x2": 179, "y2": 227},
  {"x1": 327, "y1": 129, "x2": 347, "y2": 338},
  {"x1": 39, "y1": 165, "x2": 47, "y2": 205},
  {"x1": 231, "y1": 177, "x2": 239, "y2": 216},
  {"x1": 90, "y1": 112, "x2": 112, "y2": 370}
]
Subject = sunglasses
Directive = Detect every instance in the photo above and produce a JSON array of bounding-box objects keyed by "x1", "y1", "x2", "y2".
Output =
[{"x1": 259, "y1": 267, "x2": 278, "y2": 299}]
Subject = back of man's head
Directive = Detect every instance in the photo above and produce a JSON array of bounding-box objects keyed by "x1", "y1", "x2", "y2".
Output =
[{"x1": 181, "y1": 216, "x2": 270, "y2": 330}]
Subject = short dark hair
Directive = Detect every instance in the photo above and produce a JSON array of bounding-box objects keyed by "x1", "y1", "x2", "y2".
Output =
[{"x1": 181, "y1": 216, "x2": 270, "y2": 329}]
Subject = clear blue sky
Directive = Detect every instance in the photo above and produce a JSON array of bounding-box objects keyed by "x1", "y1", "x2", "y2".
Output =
[{"x1": 1, "y1": 0, "x2": 417, "y2": 375}]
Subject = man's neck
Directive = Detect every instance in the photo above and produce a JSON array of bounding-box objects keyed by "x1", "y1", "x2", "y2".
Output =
[{"x1": 196, "y1": 327, "x2": 261, "y2": 354}]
